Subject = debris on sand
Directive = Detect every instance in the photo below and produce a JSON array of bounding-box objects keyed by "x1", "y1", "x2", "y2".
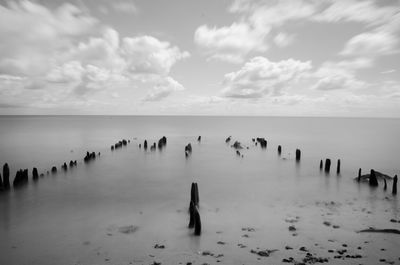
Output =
[
  {"x1": 250, "y1": 249, "x2": 278, "y2": 257},
  {"x1": 241, "y1": 227, "x2": 256, "y2": 232},
  {"x1": 154, "y1": 244, "x2": 165, "y2": 249},
  {"x1": 231, "y1": 141, "x2": 243, "y2": 149},
  {"x1": 118, "y1": 225, "x2": 139, "y2": 234},
  {"x1": 356, "y1": 171, "x2": 392, "y2": 182},
  {"x1": 358, "y1": 228, "x2": 400, "y2": 234}
]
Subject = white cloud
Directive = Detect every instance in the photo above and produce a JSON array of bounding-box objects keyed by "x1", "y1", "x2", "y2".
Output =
[
  {"x1": 313, "y1": 0, "x2": 396, "y2": 25},
  {"x1": 311, "y1": 58, "x2": 370, "y2": 91},
  {"x1": 341, "y1": 31, "x2": 398, "y2": 56},
  {"x1": 311, "y1": 74, "x2": 365, "y2": 91},
  {"x1": 221, "y1": 56, "x2": 312, "y2": 98},
  {"x1": 122, "y1": 35, "x2": 190, "y2": 75},
  {"x1": 0, "y1": 1, "x2": 98, "y2": 76},
  {"x1": 143, "y1": 77, "x2": 184, "y2": 101},
  {"x1": 194, "y1": 23, "x2": 267, "y2": 63},
  {"x1": 0, "y1": 1, "x2": 190, "y2": 108},
  {"x1": 274, "y1": 32, "x2": 295, "y2": 47},
  {"x1": 112, "y1": 1, "x2": 138, "y2": 14}
]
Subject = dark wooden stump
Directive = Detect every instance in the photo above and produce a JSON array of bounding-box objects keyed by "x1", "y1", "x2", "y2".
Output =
[
  {"x1": 295, "y1": 149, "x2": 301, "y2": 161},
  {"x1": 324, "y1": 159, "x2": 331, "y2": 173},
  {"x1": 369, "y1": 169, "x2": 378, "y2": 187}
]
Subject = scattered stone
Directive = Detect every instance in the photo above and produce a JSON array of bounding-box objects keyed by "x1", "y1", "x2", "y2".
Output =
[
  {"x1": 154, "y1": 244, "x2": 165, "y2": 249},
  {"x1": 288, "y1": 225, "x2": 296, "y2": 231},
  {"x1": 299, "y1": 246, "x2": 308, "y2": 252},
  {"x1": 323, "y1": 221, "x2": 331, "y2": 227},
  {"x1": 217, "y1": 241, "x2": 226, "y2": 245}
]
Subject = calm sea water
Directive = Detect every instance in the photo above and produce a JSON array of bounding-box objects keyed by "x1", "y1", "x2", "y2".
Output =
[{"x1": 0, "y1": 116, "x2": 399, "y2": 265}]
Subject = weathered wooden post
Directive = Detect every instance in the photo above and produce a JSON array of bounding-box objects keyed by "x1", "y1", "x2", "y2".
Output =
[
  {"x1": 193, "y1": 207, "x2": 201, "y2": 236},
  {"x1": 188, "y1": 182, "x2": 201, "y2": 235},
  {"x1": 295, "y1": 149, "x2": 301, "y2": 161},
  {"x1": 51, "y1": 166, "x2": 57, "y2": 174},
  {"x1": 358, "y1": 168, "x2": 361, "y2": 182},
  {"x1": 393, "y1": 175, "x2": 397, "y2": 195},
  {"x1": 197, "y1": 136, "x2": 201, "y2": 142},
  {"x1": 188, "y1": 201, "x2": 195, "y2": 228},
  {"x1": 194, "y1": 183, "x2": 199, "y2": 205},
  {"x1": 3, "y1": 163, "x2": 10, "y2": 189},
  {"x1": 320, "y1": 160, "x2": 323, "y2": 170},
  {"x1": 384, "y1": 179, "x2": 387, "y2": 190},
  {"x1": 144, "y1": 140, "x2": 148, "y2": 150},
  {"x1": 336, "y1": 159, "x2": 341, "y2": 174},
  {"x1": 324, "y1": 159, "x2": 331, "y2": 173},
  {"x1": 369, "y1": 169, "x2": 378, "y2": 187},
  {"x1": 190, "y1": 183, "x2": 196, "y2": 205},
  {"x1": 277, "y1": 145, "x2": 282, "y2": 155},
  {"x1": 32, "y1": 167, "x2": 39, "y2": 181}
]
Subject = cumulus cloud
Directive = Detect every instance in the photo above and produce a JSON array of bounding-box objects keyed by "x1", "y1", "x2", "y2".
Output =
[
  {"x1": 0, "y1": 1, "x2": 98, "y2": 76},
  {"x1": 194, "y1": 23, "x2": 267, "y2": 63},
  {"x1": 0, "y1": 1, "x2": 189, "y2": 107},
  {"x1": 122, "y1": 35, "x2": 190, "y2": 75},
  {"x1": 221, "y1": 56, "x2": 312, "y2": 98},
  {"x1": 143, "y1": 77, "x2": 184, "y2": 101}
]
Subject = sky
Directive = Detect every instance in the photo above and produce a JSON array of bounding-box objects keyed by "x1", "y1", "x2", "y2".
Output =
[{"x1": 0, "y1": 0, "x2": 399, "y2": 116}]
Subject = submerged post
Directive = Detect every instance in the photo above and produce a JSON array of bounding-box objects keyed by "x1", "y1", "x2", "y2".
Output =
[
  {"x1": 144, "y1": 140, "x2": 148, "y2": 150},
  {"x1": 188, "y1": 182, "x2": 201, "y2": 236},
  {"x1": 324, "y1": 159, "x2": 331, "y2": 173},
  {"x1": 336, "y1": 159, "x2": 341, "y2": 174},
  {"x1": 3, "y1": 163, "x2": 10, "y2": 189},
  {"x1": 188, "y1": 201, "x2": 195, "y2": 228},
  {"x1": 369, "y1": 169, "x2": 378, "y2": 187},
  {"x1": 393, "y1": 175, "x2": 397, "y2": 195},
  {"x1": 295, "y1": 149, "x2": 301, "y2": 161},
  {"x1": 358, "y1": 168, "x2": 362, "y2": 182},
  {"x1": 193, "y1": 207, "x2": 201, "y2": 236},
  {"x1": 384, "y1": 179, "x2": 387, "y2": 191},
  {"x1": 32, "y1": 167, "x2": 39, "y2": 181},
  {"x1": 277, "y1": 145, "x2": 282, "y2": 155},
  {"x1": 320, "y1": 160, "x2": 323, "y2": 170}
]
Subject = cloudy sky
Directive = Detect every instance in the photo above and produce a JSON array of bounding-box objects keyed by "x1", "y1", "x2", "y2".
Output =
[{"x1": 0, "y1": 0, "x2": 399, "y2": 116}]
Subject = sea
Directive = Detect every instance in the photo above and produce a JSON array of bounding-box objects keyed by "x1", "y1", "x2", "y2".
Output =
[{"x1": 0, "y1": 116, "x2": 399, "y2": 265}]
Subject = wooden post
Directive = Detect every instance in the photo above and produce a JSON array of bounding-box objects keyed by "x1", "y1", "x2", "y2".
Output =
[
  {"x1": 193, "y1": 207, "x2": 201, "y2": 236},
  {"x1": 32, "y1": 167, "x2": 39, "y2": 181},
  {"x1": 295, "y1": 149, "x2": 301, "y2": 161},
  {"x1": 3, "y1": 163, "x2": 10, "y2": 189},
  {"x1": 324, "y1": 159, "x2": 331, "y2": 173},
  {"x1": 393, "y1": 175, "x2": 397, "y2": 195},
  {"x1": 369, "y1": 169, "x2": 378, "y2": 187},
  {"x1": 336, "y1": 159, "x2": 341, "y2": 174}
]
